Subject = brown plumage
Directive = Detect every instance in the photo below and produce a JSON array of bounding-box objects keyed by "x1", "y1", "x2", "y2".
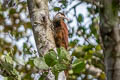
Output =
[{"x1": 53, "y1": 12, "x2": 68, "y2": 50}]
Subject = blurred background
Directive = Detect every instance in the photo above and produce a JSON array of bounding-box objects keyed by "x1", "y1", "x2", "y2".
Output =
[{"x1": 0, "y1": 0, "x2": 105, "y2": 80}]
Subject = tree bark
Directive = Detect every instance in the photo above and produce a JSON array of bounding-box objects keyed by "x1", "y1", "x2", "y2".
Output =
[
  {"x1": 99, "y1": 0, "x2": 120, "y2": 80},
  {"x1": 27, "y1": 0, "x2": 56, "y2": 80},
  {"x1": 27, "y1": 0, "x2": 55, "y2": 56}
]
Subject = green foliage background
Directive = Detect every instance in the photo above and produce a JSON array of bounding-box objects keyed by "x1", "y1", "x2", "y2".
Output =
[{"x1": 0, "y1": 0, "x2": 105, "y2": 80}]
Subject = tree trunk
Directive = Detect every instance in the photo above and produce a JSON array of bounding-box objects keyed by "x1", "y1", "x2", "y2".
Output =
[
  {"x1": 99, "y1": 0, "x2": 120, "y2": 80},
  {"x1": 27, "y1": 0, "x2": 55, "y2": 56},
  {"x1": 27, "y1": 0, "x2": 55, "y2": 80}
]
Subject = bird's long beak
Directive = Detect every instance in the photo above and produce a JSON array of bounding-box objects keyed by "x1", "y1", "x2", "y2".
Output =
[{"x1": 63, "y1": 16, "x2": 69, "y2": 21}]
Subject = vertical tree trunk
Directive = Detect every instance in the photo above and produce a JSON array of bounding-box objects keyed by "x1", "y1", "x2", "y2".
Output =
[
  {"x1": 27, "y1": 0, "x2": 55, "y2": 56},
  {"x1": 27, "y1": 0, "x2": 56, "y2": 80},
  {"x1": 99, "y1": 0, "x2": 120, "y2": 80}
]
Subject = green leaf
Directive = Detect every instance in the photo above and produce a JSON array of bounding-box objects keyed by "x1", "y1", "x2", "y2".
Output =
[
  {"x1": 54, "y1": 7, "x2": 61, "y2": 11},
  {"x1": 59, "y1": 0, "x2": 67, "y2": 7},
  {"x1": 9, "y1": 8, "x2": 16, "y2": 14},
  {"x1": 82, "y1": 44, "x2": 94, "y2": 51},
  {"x1": 4, "y1": 77, "x2": 8, "y2": 80},
  {"x1": 23, "y1": 73, "x2": 33, "y2": 80},
  {"x1": 52, "y1": 63, "x2": 67, "y2": 74},
  {"x1": 12, "y1": 68, "x2": 20, "y2": 79},
  {"x1": 84, "y1": 51, "x2": 93, "y2": 59},
  {"x1": 77, "y1": 14, "x2": 84, "y2": 22},
  {"x1": 44, "y1": 50, "x2": 58, "y2": 67},
  {"x1": 87, "y1": 7, "x2": 93, "y2": 14},
  {"x1": 57, "y1": 47, "x2": 71, "y2": 61},
  {"x1": 69, "y1": 39, "x2": 79, "y2": 48},
  {"x1": 34, "y1": 57, "x2": 49, "y2": 70},
  {"x1": 96, "y1": 45, "x2": 101, "y2": 50},
  {"x1": 5, "y1": 54, "x2": 13, "y2": 64},
  {"x1": 27, "y1": 59, "x2": 34, "y2": 67},
  {"x1": 72, "y1": 59, "x2": 85, "y2": 73}
]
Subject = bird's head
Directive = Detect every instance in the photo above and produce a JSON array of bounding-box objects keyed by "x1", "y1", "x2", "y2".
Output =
[{"x1": 54, "y1": 12, "x2": 69, "y2": 21}]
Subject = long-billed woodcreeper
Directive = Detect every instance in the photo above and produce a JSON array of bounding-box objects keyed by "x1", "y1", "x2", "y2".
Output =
[{"x1": 53, "y1": 12, "x2": 68, "y2": 50}]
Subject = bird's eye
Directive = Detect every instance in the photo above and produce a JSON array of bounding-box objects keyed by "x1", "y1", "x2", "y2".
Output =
[{"x1": 58, "y1": 14, "x2": 62, "y2": 17}]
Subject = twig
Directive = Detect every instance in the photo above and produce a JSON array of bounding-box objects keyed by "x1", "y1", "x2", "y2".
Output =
[{"x1": 81, "y1": 0, "x2": 103, "y2": 8}]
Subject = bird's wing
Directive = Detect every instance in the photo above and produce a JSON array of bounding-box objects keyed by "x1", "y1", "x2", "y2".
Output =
[
  {"x1": 62, "y1": 30, "x2": 68, "y2": 49},
  {"x1": 60, "y1": 21, "x2": 68, "y2": 49}
]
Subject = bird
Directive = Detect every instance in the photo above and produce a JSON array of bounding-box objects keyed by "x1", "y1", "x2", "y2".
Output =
[
  {"x1": 53, "y1": 12, "x2": 69, "y2": 50},
  {"x1": 53, "y1": 12, "x2": 69, "y2": 78}
]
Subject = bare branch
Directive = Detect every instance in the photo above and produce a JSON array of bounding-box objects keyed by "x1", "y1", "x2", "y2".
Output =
[{"x1": 81, "y1": 0, "x2": 103, "y2": 7}]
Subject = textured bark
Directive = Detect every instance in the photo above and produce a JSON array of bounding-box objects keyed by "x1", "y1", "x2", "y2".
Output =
[
  {"x1": 99, "y1": 0, "x2": 120, "y2": 80},
  {"x1": 27, "y1": 0, "x2": 55, "y2": 56},
  {"x1": 27, "y1": 0, "x2": 56, "y2": 80}
]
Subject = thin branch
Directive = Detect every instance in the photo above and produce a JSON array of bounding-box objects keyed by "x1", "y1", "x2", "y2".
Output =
[
  {"x1": 81, "y1": 0, "x2": 103, "y2": 7},
  {"x1": 73, "y1": 6, "x2": 92, "y2": 45},
  {"x1": 66, "y1": 1, "x2": 82, "y2": 14}
]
